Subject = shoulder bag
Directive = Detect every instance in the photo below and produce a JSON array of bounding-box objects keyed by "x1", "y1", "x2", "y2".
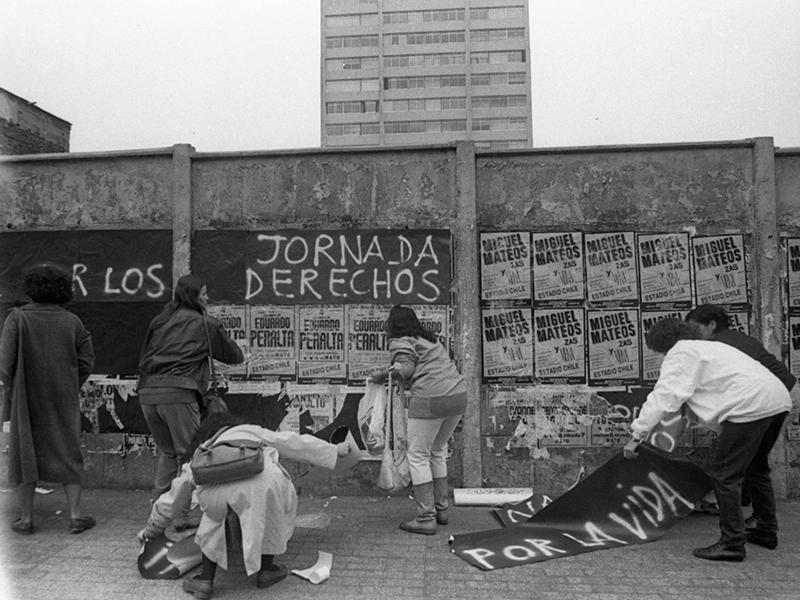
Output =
[{"x1": 190, "y1": 426, "x2": 266, "y2": 485}]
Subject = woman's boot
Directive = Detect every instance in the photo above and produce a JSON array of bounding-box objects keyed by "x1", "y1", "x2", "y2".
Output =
[
  {"x1": 399, "y1": 481, "x2": 437, "y2": 535},
  {"x1": 433, "y1": 477, "x2": 450, "y2": 525}
]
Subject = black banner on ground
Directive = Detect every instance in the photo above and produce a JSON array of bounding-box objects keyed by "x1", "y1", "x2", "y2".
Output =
[{"x1": 450, "y1": 445, "x2": 711, "y2": 570}]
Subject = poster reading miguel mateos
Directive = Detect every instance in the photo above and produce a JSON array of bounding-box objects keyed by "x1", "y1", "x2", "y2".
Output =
[
  {"x1": 481, "y1": 307, "x2": 534, "y2": 383},
  {"x1": 584, "y1": 232, "x2": 638, "y2": 305},
  {"x1": 587, "y1": 309, "x2": 640, "y2": 385},
  {"x1": 247, "y1": 305, "x2": 297, "y2": 380},
  {"x1": 641, "y1": 310, "x2": 685, "y2": 382},
  {"x1": 533, "y1": 308, "x2": 586, "y2": 383},
  {"x1": 531, "y1": 232, "x2": 584, "y2": 306},
  {"x1": 691, "y1": 234, "x2": 748, "y2": 306},
  {"x1": 479, "y1": 231, "x2": 531, "y2": 305},
  {"x1": 786, "y1": 238, "x2": 800, "y2": 313},
  {"x1": 637, "y1": 233, "x2": 692, "y2": 307},
  {"x1": 346, "y1": 304, "x2": 390, "y2": 385},
  {"x1": 206, "y1": 304, "x2": 248, "y2": 378},
  {"x1": 297, "y1": 305, "x2": 346, "y2": 383}
]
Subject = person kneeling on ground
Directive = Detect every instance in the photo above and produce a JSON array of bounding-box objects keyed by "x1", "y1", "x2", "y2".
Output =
[
  {"x1": 623, "y1": 318, "x2": 791, "y2": 562},
  {"x1": 138, "y1": 412, "x2": 351, "y2": 599}
]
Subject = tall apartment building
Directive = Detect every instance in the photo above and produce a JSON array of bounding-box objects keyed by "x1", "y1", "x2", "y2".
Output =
[{"x1": 321, "y1": 0, "x2": 532, "y2": 150}]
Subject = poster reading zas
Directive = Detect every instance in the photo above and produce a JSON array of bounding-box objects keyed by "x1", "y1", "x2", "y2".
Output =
[
  {"x1": 480, "y1": 231, "x2": 531, "y2": 305},
  {"x1": 584, "y1": 232, "x2": 638, "y2": 305},
  {"x1": 691, "y1": 234, "x2": 747, "y2": 306},
  {"x1": 206, "y1": 305, "x2": 248, "y2": 378},
  {"x1": 641, "y1": 310, "x2": 685, "y2": 382},
  {"x1": 346, "y1": 304, "x2": 390, "y2": 385},
  {"x1": 533, "y1": 308, "x2": 585, "y2": 383},
  {"x1": 587, "y1": 309, "x2": 640, "y2": 385},
  {"x1": 297, "y1": 305, "x2": 346, "y2": 383},
  {"x1": 786, "y1": 238, "x2": 800, "y2": 313},
  {"x1": 637, "y1": 233, "x2": 692, "y2": 307},
  {"x1": 481, "y1": 307, "x2": 534, "y2": 383},
  {"x1": 247, "y1": 305, "x2": 297, "y2": 380},
  {"x1": 531, "y1": 232, "x2": 584, "y2": 306}
]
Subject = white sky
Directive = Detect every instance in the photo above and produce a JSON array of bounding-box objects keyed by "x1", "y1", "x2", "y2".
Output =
[{"x1": 2, "y1": 0, "x2": 799, "y2": 153}]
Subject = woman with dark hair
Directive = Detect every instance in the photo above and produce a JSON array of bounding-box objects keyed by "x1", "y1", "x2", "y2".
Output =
[
  {"x1": 624, "y1": 318, "x2": 791, "y2": 562},
  {"x1": 0, "y1": 263, "x2": 95, "y2": 535},
  {"x1": 139, "y1": 412, "x2": 351, "y2": 599},
  {"x1": 371, "y1": 305, "x2": 467, "y2": 535},
  {"x1": 138, "y1": 274, "x2": 244, "y2": 498}
]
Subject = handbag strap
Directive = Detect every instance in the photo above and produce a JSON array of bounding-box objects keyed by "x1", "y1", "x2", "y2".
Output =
[{"x1": 200, "y1": 425, "x2": 231, "y2": 450}]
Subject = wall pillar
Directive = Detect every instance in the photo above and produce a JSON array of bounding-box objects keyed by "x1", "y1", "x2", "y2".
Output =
[
  {"x1": 172, "y1": 144, "x2": 194, "y2": 284},
  {"x1": 454, "y1": 141, "x2": 482, "y2": 487},
  {"x1": 751, "y1": 137, "x2": 788, "y2": 497}
]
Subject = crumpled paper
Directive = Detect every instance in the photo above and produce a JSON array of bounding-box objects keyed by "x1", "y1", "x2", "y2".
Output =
[{"x1": 291, "y1": 551, "x2": 332, "y2": 584}]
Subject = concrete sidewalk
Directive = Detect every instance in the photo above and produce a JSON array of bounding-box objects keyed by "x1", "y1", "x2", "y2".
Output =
[{"x1": 1, "y1": 487, "x2": 799, "y2": 600}]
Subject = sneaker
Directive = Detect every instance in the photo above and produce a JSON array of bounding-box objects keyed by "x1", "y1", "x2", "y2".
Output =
[
  {"x1": 182, "y1": 576, "x2": 213, "y2": 599},
  {"x1": 746, "y1": 530, "x2": 778, "y2": 550},
  {"x1": 256, "y1": 564, "x2": 288, "y2": 589},
  {"x1": 692, "y1": 541, "x2": 745, "y2": 562},
  {"x1": 11, "y1": 519, "x2": 34, "y2": 535},
  {"x1": 69, "y1": 516, "x2": 96, "y2": 534}
]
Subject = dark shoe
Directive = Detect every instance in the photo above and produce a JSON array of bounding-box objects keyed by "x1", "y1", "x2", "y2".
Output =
[
  {"x1": 69, "y1": 516, "x2": 96, "y2": 534},
  {"x1": 694, "y1": 499, "x2": 720, "y2": 515},
  {"x1": 182, "y1": 576, "x2": 213, "y2": 599},
  {"x1": 744, "y1": 514, "x2": 758, "y2": 531},
  {"x1": 436, "y1": 511, "x2": 448, "y2": 526},
  {"x1": 399, "y1": 517, "x2": 437, "y2": 535},
  {"x1": 11, "y1": 519, "x2": 34, "y2": 535},
  {"x1": 692, "y1": 541, "x2": 745, "y2": 562},
  {"x1": 256, "y1": 564, "x2": 288, "y2": 589},
  {"x1": 746, "y1": 530, "x2": 778, "y2": 550}
]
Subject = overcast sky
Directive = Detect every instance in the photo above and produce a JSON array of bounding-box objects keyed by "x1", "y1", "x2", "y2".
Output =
[{"x1": 2, "y1": 0, "x2": 800, "y2": 153}]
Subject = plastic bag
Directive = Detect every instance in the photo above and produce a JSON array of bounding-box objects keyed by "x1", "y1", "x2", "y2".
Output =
[
  {"x1": 357, "y1": 381, "x2": 387, "y2": 454},
  {"x1": 377, "y1": 374, "x2": 411, "y2": 493}
]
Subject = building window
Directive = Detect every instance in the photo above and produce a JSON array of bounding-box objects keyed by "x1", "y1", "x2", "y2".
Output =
[
  {"x1": 387, "y1": 30, "x2": 466, "y2": 47},
  {"x1": 384, "y1": 75, "x2": 465, "y2": 90},
  {"x1": 472, "y1": 95, "x2": 527, "y2": 109},
  {"x1": 326, "y1": 100, "x2": 379, "y2": 114},
  {"x1": 326, "y1": 79, "x2": 379, "y2": 92},
  {"x1": 470, "y1": 52, "x2": 490, "y2": 64},
  {"x1": 470, "y1": 28, "x2": 525, "y2": 42},
  {"x1": 470, "y1": 6, "x2": 525, "y2": 21},
  {"x1": 326, "y1": 35, "x2": 379, "y2": 49},
  {"x1": 384, "y1": 119, "x2": 466, "y2": 134},
  {"x1": 326, "y1": 122, "x2": 379, "y2": 136},
  {"x1": 384, "y1": 9, "x2": 464, "y2": 24},
  {"x1": 326, "y1": 56, "x2": 379, "y2": 72}
]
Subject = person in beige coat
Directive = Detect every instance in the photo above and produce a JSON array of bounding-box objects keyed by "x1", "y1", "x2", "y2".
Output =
[{"x1": 139, "y1": 413, "x2": 350, "y2": 599}]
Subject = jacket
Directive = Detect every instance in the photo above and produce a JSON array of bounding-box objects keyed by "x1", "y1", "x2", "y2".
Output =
[
  {"x1": 714, "y1": 328, "x2": 796, "y2": 391},
  {"x1": 138, "y1": 307, "x2": 243, "y2": 394}
]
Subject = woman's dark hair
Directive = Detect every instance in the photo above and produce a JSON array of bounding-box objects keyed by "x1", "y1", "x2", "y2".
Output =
[
  {"x1": 684, "y1": 304, "x2": 730, "y2": 332},
  {"x1": 23, "y1": 263, "x2": 73, "y2": 304},
  {"x1": 182, "y1": 412, "x2": 247, "y2": 462},
  {"x1": 148, "y1": 273, "x2": 205, "y2": 330},
  {"x1": 385, "y1": 305, "x2": 437, "y2": 343},
  {"x1": 645, "y1": 318, "x2": 699, "y2": 354}
]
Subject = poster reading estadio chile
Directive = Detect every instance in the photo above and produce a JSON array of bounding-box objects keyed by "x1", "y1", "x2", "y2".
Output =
[
  {"x1": 346, "y1": 304, "x2": 390, "y2": 385},
  {"x1": 481, "y1": 307, "x2": 534, "y2": 383},
  {"x1": 206, "y1": 304, "x2": 248, "y2": 378},
  {"x1": 533, "y1": 308, "x2": 586, "y2": 383},
  {"x1": 787, "y1": 238, "x2": 800, "y2": 313},
  {"x1": 691, "y1": 234, "x2": 748, "y2": 306},
  {"x1": 297, "y1": 305, "x2": 347, "y2": 383},
  {"x1": 479, "y1": 231, "x2": 531, "y2": 305},
  {"x1": 586, "y1": 309, "x2": 640, "y2": 385},
  {"x1": 640, "y1": 310, "x2": 685, "y2": 382},
  {"x1": 637, "y1": 233, "x2": 692, "y2": 307},
  {"x1": 531, "y1": 232, "x2": 584, "y2": 306},
  {"x1": 247, "y1": 305, "x2": 297, "y2": 380},
  {"x1": 584, "y1": 232, "x2": 638, "y2": 305}
]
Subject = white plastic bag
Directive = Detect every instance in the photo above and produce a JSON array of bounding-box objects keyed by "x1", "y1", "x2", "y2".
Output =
[
  {"x1": 357, "y1": 381, "x2": 387, "y2": 454},
  {"x1": 377, "y1": 374, "x2": 411, "y2": 493}
]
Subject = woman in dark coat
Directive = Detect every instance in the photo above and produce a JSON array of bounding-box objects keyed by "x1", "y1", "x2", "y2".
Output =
[
  {"x1": 0, "y1": 264, "x2": 95, "y2": 535},
  {"x1": 138, "y1": 274, "x2": 244, "y2": 498}
]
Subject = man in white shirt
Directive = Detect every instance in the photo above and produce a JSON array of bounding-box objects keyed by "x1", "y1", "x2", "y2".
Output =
[{"x1": 623, "y1": 318, "x2": 791, "y2": 562}]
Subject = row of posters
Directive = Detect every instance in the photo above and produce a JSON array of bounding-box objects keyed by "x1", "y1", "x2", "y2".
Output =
[
  {"x1": 481, "y1": 306, "x2": 750, "y2": 384},
  {"x1": 206, "y1": 303, "x2": 448, "y2": 385},
  {"x1": 480, "y1": 231, "x2": 748, "y2": 309}
]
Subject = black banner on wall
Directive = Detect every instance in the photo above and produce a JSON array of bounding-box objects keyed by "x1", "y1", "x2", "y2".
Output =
[
  {"x1": 449, "y1": 445, "x2": 711, "y2": 570},
  {"x1": 192, "y1": 229, "x2": 452, "y2": 305},
  {"x1": 0, "y1": 230, "x2": 173, "y2": 375}
]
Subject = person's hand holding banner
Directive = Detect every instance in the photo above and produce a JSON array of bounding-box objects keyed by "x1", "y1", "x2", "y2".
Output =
[{"x1": 622, "y1": 437, "x2": 641, "y2": 459}]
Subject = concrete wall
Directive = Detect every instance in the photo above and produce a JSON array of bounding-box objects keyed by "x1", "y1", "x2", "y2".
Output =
[
  {"x1": 2, "y1": 139, "x2": 800, "y2": 498},
  {"x1": 0, "y1": 88, "x2": 71, "y2": 154}
]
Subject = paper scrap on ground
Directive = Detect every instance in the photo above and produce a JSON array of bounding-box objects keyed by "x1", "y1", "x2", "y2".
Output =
[
  {"x1": 291, "y1": 551, "x2": 332, "y2": 584},
  {"x1": 453, "y1": 487, "x2": 533, "y2": 506},
  {"x1": 35, "y1": 487, "x2": 54, "y2": 495},
  {"x1": 295, "y1": 512, "x2": 332, "y2": 529}
]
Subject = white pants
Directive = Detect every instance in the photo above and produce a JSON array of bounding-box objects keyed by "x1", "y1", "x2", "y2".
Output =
[{"x1": 406, "y1": 415, "x2": 462, "y2": 485}]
